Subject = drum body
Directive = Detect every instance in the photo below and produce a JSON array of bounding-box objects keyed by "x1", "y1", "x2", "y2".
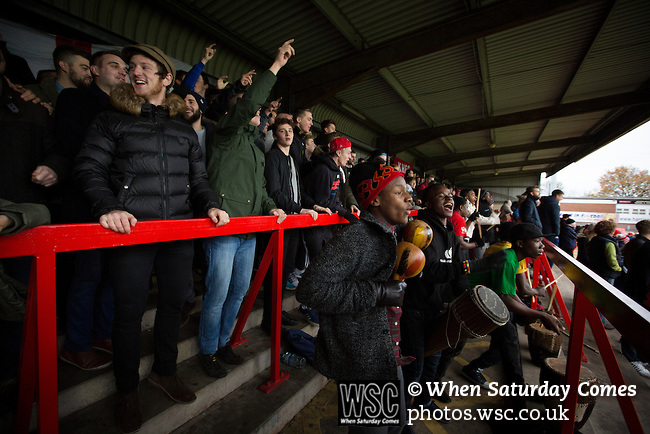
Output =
[
  {"x1": 539, "y1": 357, "x2": 598, "y2": 429},
  {"x1": 526, "y1": 321, "x2": 562, "y2": 366},
  {"x1": 425, "y1": 285, "x2": 509, "y2": 356},
  {"x1": 402, "y1": 219, "x2": 433, "y2": 250}
]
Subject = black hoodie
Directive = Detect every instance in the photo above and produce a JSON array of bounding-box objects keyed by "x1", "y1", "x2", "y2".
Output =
[
  {"x1": 304, "y1": 152, "x2": 346, "y2": 214},
  {"x1": 404, "y1": 207, "x2": 469, "y2": 310}
]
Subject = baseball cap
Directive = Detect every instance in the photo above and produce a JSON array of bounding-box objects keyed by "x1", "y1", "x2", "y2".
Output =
[
  {"x1": 122, "y1": 44, "x2": 176, "y2": 79},
  {"x1": 329, "y1": 137, "x2": 351, "y2": 152}
]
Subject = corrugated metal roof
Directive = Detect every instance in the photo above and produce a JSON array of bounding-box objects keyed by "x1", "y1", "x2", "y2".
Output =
[
  {"x1": 14, "y1": 0, "x2": 650, "y2": 185},
  {"x1": 563, "y1": 0, "x2": 650, "y2": 101},
  {"x1": 337, "y1": 0, "x2": 465, "y2": 47},
  {"x1": 486, "y1": 3, "x2": 610, "y2": 113},
  {"x1": 336, "y1": 74, "x2": 427, "y2": 133}
]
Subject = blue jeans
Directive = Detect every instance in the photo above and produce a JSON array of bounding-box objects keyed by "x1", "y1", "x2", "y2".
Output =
[{"x1": 200, "y1": 235, "x2": 256, "y2": 354}]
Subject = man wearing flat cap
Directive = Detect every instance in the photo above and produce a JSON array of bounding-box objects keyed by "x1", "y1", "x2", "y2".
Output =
[{"x1": 74, "y1": 43, "x2": 229, "y2": 433}]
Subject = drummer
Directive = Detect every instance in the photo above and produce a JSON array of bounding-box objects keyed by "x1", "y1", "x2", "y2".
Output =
[
  {"x1": 462, "y1": 223, "x2": 563, "y2": 392},
  {"x1": 401, "y1": 184, "x2": 508, "y2": 417}
]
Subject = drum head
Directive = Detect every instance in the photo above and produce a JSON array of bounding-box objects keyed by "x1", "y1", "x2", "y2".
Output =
[
  {"x1": 544, "y1": 357, "x2": 595, "y2": 382},
  {"x1": 472, "y1": 285, "x2": 509, "y2": 325}
]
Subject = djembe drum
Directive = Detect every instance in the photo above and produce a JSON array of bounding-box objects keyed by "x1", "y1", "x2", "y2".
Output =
[
  {"x1": 425, "y1": 285, "x2": 509, "y2": 356},
  {"x1": 526, "y1": 321, "x2": 562, "y2": 366},
  {"x1": 540, "y1": 358, "x2": 598, "y2": 430}
]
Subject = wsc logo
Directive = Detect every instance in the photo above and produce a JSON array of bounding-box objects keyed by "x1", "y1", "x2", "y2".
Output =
[{"x1": 337, "y1": 381, "x2": 401, "y2": 426}]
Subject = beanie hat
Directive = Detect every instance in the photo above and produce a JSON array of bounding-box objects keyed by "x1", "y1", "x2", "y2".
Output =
[
  {"x1": 173, "y1": 86, "x2": 208, "y2": 113},
  {"x1": 350, "y1": 162, "x2": 404, "y2": 209}
]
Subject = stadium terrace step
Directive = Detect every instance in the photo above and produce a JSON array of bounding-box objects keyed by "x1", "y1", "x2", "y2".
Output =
[{"x1": 7, "y1": 287, "x2": 316, "y2": 432}]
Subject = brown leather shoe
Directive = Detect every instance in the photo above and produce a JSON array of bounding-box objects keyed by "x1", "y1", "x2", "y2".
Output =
[
  {"x1": 59, "y1": 349, "x2": 112, "y2": 370},
  {"x1": 93, "y1": 339, "x2": 113, "y2": 355},
  {"x1": 148, "y1": 371, "x2": 196, "y2": 404},
  {"x1": 116, "y1": 388, "x2": 141, "y2": 434}
]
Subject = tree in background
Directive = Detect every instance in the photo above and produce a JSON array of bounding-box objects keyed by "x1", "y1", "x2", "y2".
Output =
[{"x1": 592, "y1": 166, "x2": 650, "y2": 198}]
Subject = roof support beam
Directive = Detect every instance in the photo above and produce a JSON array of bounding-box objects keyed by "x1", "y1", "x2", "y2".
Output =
[
  {"x1": 419, "y1": 136, "x2": 593, "y2": 171},
  {"x1": 310, "y1": 0, "x2": 456, "y2": 154},
  {"x1": 310, "y1": 0, "x2": 366, "y2": 50},
  {"x1": 293, "y1": 0, "x2": 591, "y2": 108},
  {"x1": 453, "y1": 168, "x2": 543, "y2": 181},
  {"x1": 440, "y1": 157, "x2": 567, "y2": 178},
  {"x1": 389, "y1": 90, "x2": 650, "y2": 154}
]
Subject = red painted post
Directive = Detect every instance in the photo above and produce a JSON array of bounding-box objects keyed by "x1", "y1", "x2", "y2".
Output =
[
  {"x1": 260, "y1": 229, "x2": 289, "y2": 393},
  {"x1": 534, "y1": 254, "x2": 587, "y2": 362},
  {"x1": 582, "y1": 293, "x2": 643, "y2": 432},
  {"x1": 36, "y1": 253, "x2": 59, "y2": 433},
  {"x1": 230, "y1": 232, "x2": 276, "y2": 348},
  {"x1": 15, "y1": 260, "x2": 38, "y2": 434},
  {"x1": 561, "y1": 287, "x2": 587, "y2": 434}
]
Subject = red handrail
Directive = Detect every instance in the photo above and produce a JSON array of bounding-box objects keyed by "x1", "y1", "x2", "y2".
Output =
[
  {"x1": 0, "y1": 213, "x2": 349, "y2": 433},
  {"x1": 542, "y1": 240, "x2": 648, "y2": 434}
]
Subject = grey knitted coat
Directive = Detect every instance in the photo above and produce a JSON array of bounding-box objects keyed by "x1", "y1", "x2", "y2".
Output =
[{"x1": 297, "y1": 211, "x2": 398, "y2": 381}]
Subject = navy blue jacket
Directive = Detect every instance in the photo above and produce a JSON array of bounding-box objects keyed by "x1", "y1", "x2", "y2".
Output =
[
  {"x1": 519, "y1": 195, "x2": 542, "y2": 230},
  {"x1": 538, "y1": 195, "x2": 561, "y2": 236}
]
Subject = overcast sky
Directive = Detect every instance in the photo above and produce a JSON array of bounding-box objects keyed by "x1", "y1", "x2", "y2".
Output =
[{"x1": 544, "y1": 121, "x2": 650, "y2": 198}]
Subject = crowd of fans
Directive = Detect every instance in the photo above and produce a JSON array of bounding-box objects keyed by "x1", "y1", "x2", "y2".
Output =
[{"x1": 1, "y1": 34, "x2": 648, "y2": 433}]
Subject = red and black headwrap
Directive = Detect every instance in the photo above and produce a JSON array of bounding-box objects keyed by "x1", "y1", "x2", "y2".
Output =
[{"x1": 351, "y1": 163, "x2": 404, "y2": 209}]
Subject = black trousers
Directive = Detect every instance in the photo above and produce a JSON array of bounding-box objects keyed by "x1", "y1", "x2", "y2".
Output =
[
  {"x1": 108, "y1": 240, "x2": 193, "y2": 393},
  {"x1": 467, "y1": 317, "x2": 525, "y2": 385}
]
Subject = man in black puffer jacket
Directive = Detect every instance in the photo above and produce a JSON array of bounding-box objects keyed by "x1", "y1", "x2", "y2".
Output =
[{"x1": 74, "y1": 44, "x2": 229, "y2": 434}]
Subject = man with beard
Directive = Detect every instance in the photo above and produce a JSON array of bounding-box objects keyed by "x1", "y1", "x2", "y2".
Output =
[
  {"x1": 74, "y1": 44, "x2": 229, "y2": 433},
  {"x1": 55, "y1": 50, "x2": 129, "y2": 371},
  {"x1": 175, "y1": 88, "x2": 214, "y2": 325},
  {"x1": 518, "y1": 185, "x2": 542, "y2": 230},
  {"x1": 177, "y1": 89, "x2": 212, "y2": 163},
  {"x1": 26, "y1": 45, "x2": 92, "y2": 109}
]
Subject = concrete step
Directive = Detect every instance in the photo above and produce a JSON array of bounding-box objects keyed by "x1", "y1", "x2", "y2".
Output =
[
  {"x1": 28, "y1": 290, "x2": 303, "y2": 430},
  {"x1": 58, "y1": 318, "x2": 320, "y2": 433},
  {"x1": 171, "y1": 365, "x2": 327, "y2": 434}
]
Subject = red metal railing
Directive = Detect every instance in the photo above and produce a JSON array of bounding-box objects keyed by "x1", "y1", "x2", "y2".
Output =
[
  {"x1": 0, "y1": 213, "x2": 348, "y2": 433},
  {"x1": 542, "y1": 240, "x2": 648, "y2": 434},
  {"x1": 3, "y1": 214, "x2": 648, "y2": 432}
]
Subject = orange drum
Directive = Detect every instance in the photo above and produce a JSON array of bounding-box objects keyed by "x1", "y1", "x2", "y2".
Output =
[
  {"x1": 392, "y1": 241, "x2": 426, "y2": 280},
  {"x1": 402, "y1": 219, "x2": 433, "y2": 250},
  {"x1": 425, "y1": 285, "x2": 509, "y2": 356}
]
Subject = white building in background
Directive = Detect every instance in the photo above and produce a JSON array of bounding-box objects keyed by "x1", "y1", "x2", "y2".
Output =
[{"x1": 559, "y1": 197, "x2": 650, "y2": 232}]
